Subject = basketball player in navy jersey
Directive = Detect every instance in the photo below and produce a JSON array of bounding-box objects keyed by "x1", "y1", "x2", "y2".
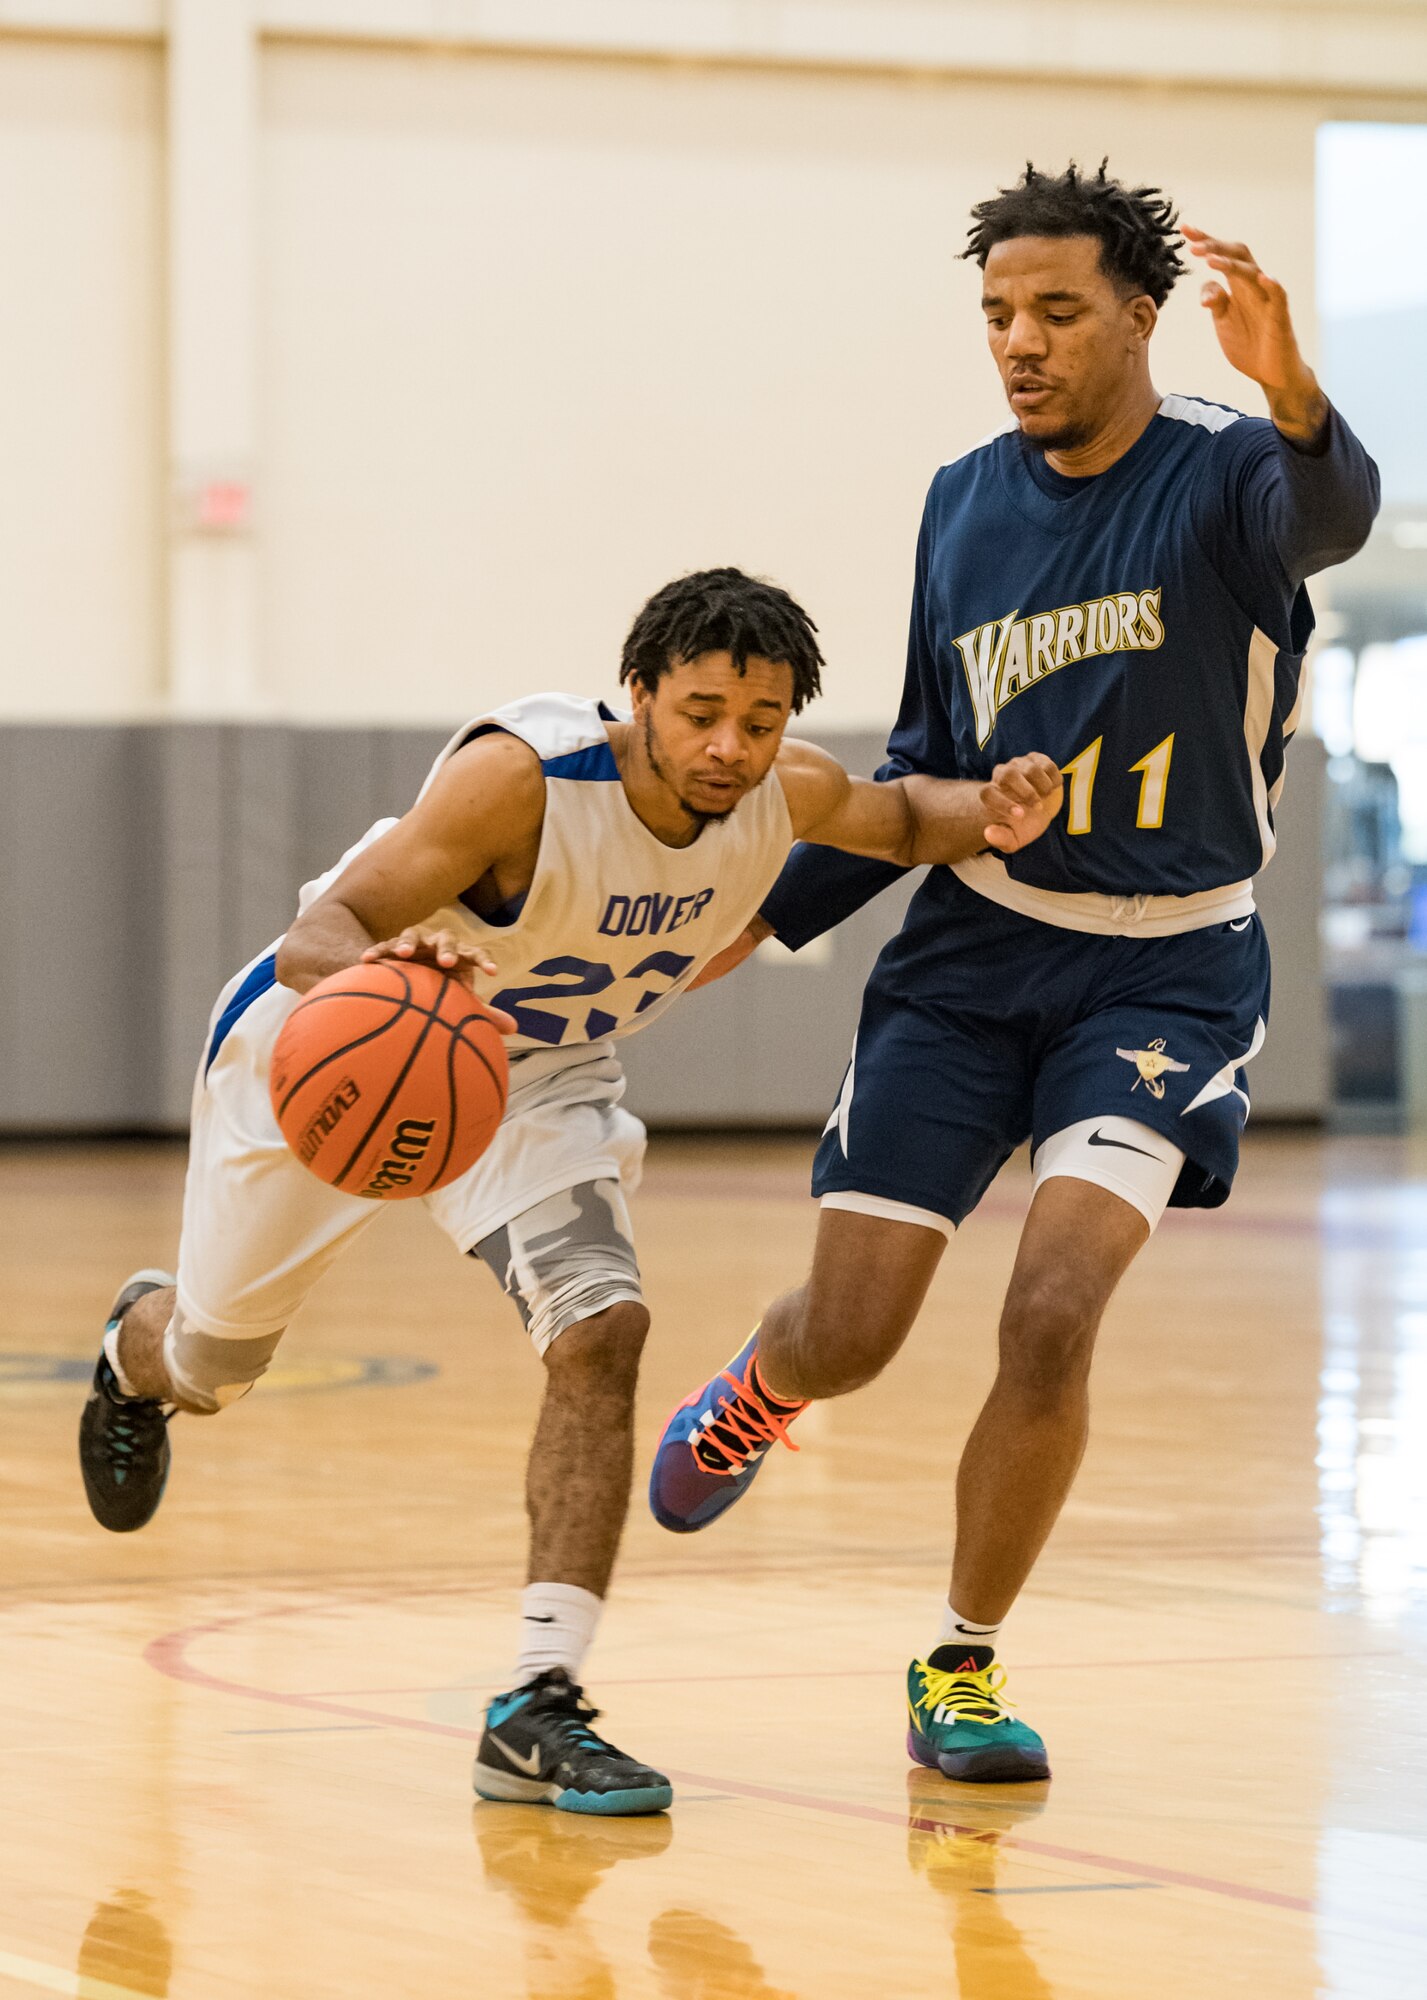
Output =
[
  {"x1": 651, "y1": 166, "x2": 1380, "y2": 1783},
  {"x1": 78, "y1": 567, "x2": 1062, "y2": 1815}
]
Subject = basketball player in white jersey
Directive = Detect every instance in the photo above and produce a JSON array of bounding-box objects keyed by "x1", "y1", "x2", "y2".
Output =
[{"x1": 80, "y1": 568, "x2": 1062, "y2": 1816}]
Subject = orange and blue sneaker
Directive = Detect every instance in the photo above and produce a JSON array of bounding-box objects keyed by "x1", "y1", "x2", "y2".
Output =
[
  {"x1": 648, "y1": 1333, "x2": 805, "y2": 1533},
  {"x1": 906, "y1": 1645, "x2": 1051, "y2": 1784}
]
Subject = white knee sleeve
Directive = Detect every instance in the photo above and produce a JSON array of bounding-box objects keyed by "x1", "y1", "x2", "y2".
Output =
[{"x1": 1031, "y1": 1116, "x2": 1184, "y2": 1233}]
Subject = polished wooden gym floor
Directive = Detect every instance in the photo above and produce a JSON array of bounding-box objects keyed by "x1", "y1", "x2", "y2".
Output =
[{"x1": 2, "y1": 1131, "x2": 1424, "y2": 1998}]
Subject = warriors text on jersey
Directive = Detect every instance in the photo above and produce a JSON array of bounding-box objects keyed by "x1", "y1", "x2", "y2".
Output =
[{"x1": 764, "y1": 396, "x2": 1378, "y2": 946}]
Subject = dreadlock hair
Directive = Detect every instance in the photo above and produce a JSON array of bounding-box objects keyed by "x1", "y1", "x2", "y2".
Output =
[
  {"x1": 619, "y1": 567, "x2": 824, "y2": 714},
  {"x1": 962, "y1": 160, "x2": 1185, "y2": 307}
]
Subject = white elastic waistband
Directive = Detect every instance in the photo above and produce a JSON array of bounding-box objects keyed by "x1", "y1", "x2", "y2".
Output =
[
  {"x1": 950, "y1": 853, "x2": 1256, "y2": 938},
  {"x1": 505, "y1": 1040, "x2": 620, "y2": 1093}
]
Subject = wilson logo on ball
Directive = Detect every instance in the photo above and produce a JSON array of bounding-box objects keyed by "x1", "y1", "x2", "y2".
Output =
[
  {"x1": 363, "y1": 1118, "x2": 438, "y2": 1196},
  {"x1": 269, "y1": 961, "x2": 509, "y2": 1200}
]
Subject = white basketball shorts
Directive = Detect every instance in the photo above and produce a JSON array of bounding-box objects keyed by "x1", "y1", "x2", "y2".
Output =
[{"x1": 175, "y1": 954, "x2": 647, "y2": 1350}]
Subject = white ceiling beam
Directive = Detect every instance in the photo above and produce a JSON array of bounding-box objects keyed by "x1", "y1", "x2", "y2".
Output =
[
  {"x1": 254, "y1": 0, "x2": 1427, "y2": 97},
  {"x1": 5, "y1": 0, "x2": 1427, "y2": 97},
  {"x1": 0, "y1": 0, "x2": 159, "y2": 35}
]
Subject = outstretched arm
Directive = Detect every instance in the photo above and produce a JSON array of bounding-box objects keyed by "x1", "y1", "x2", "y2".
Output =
[
  {"x1": 775, "y1": 738, "x2": 1062, "y2": 867},
  {"x1": 274, "y1": 730, "x2": 540, "y2": 1011},
  {"x1": 687, "y1": 746, "x2": 1061, "y2": 992}
]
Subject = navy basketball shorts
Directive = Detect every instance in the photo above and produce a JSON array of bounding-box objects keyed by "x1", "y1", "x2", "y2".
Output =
[{"x1": 812, "y1": 872, "x2": 1271, "y2": 1232}]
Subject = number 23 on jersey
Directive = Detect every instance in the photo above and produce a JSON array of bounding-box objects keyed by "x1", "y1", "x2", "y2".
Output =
[{"x1": 493, "y1": 950, "x2": 695, "y2": 1046}]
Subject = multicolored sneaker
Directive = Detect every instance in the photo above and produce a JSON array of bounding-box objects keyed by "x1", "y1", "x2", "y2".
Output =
[
  {"x1": 906, "y1": 1645, "x2": 1050, "y2": 1784},
  {"x1": 473, "y1": 1670, "x2": 673, "y2": 1816},
  {"x1": 647, "y1": 1332, "x2": 805, "y2": 1533},
  {"x1": 78, "y1": 1270, "x2": 176, "y2": 1534}
]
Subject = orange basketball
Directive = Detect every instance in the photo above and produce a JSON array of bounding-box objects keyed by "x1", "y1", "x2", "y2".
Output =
[{"x1": 269, "y1": 961, "x2": 509, "y2": 1200}]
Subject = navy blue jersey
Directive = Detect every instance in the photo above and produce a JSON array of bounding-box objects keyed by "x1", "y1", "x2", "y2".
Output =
[{"x1": 764, "y1": 397, "x2": 1378, "y2": 945}]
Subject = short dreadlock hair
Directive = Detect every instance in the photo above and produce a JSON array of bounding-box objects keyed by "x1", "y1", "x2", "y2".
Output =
[
  {"x1": 962, "y1": 161, "x2": 1185, "y2": 307},
  {"x1": 620, "y1": 567, "x2": 824, "y2": 714}
]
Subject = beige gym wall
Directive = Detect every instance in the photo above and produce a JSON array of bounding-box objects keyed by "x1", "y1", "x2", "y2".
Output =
[
  {"x1": 0, "y1": 36, "x2": 164, "y2": 720},
  {"x1": 257, "y1": 48, "x2": 1323, "y2": 728},
  {"x1": 0, "y1": 18, "x2": 1415, "y2": 727},
  {"x1": 0, "y1": 6, "x2": 1390, "y2": 1126}
]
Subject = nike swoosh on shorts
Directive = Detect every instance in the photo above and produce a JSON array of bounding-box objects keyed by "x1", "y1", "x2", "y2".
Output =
[{"x1": 1088, "y1": 1129, "x2": 1163, "y2": 1161}]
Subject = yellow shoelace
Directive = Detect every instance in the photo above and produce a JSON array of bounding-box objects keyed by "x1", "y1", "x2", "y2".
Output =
[{"x1": 915, "y1": 1659, "x2": 1017, "y2": 1730}]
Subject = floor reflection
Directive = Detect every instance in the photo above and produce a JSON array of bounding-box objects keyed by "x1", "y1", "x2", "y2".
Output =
[
  {"x1": 474, "y1": 1805, "x2": 671, "y2": 1997},
  {"x1": 473, "y1": 1806, "x2": 804, "y2": 1999},
  {"x1": 77, "y1": 1889, "x2": 173, "y2": 1998},
  {"x1": 905, "y1": 1771, "x2": 1056, "y2": 2000},
  {"x1": 1316, "y1": 1175, "x2": 1427, "y2": 1997},
  {"x1": 647, "y1": 1908, "x2": 798, "y2": 2000},
  {"x1": 1317, "y1": 1187, "x2": 1427, "y2": 1618}
]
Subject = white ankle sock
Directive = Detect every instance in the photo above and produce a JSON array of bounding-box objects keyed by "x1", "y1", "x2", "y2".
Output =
[
  {"x1": 102, "y1": 1321, "x2": 141, "y2": 1400},
  {"x1": 937, "y1": 1604, "x2": 1001, "y2": 1658},
  {"x1": 514, "y1": 1582, "x2": 603, "y2": 1686}
]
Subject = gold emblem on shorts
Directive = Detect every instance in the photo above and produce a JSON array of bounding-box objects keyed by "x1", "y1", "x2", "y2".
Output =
[{"x1": 1115, "y1": 1037, "x2": 1191, "y2": 1100}]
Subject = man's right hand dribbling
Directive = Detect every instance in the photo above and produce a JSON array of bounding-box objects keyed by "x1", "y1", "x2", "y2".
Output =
[{"x1": 361, "y1": 927, "x2": 517, "y2": 1032}]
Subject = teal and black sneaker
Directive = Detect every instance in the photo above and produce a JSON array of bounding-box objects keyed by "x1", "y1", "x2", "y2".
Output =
[
  {"x1": 78, "y1": 1270, "x2": 176, "y2": 1534},
  {"x1": 473, "y1": 1670, "x2": 673, "y2": 1816},
  {"x1": 906, "y1": 1645, "x2": 1050, "y2": 1784}
]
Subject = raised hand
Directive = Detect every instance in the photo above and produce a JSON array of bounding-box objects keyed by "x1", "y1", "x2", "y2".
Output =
[
  {"x1": 981, "y1": 754, "x2": 1063, "y2": 855},
  {"x1": 1181, "y1": 225, "x2": 1327, "y2": 440}
]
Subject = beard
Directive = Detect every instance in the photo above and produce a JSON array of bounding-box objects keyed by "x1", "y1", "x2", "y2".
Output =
[
  {"x1": 642, "y1": 710, "x2": 740, "y2": 830},
  {"x1": 1019, "y1": 413, "x2": 1097, "y2": 455}
]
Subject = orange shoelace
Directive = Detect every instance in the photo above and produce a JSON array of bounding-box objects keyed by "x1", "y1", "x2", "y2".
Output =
[{"x1": 691, "y1": 1368, "x2": 804, "y2": 1474}]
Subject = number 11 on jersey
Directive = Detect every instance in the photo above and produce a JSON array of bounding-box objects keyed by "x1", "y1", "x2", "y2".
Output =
[
  {"x1": 1060, "y1": 731, "x2": 1175, "y2": 835},
  {"x1": 1129, "y1": 733, "x2": 1175, "y2": 829}
]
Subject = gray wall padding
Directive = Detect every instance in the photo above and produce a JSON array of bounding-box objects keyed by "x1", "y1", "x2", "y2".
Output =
[{"x1": 0, "y1": 724, "x2": 1326, "y2": 1130}]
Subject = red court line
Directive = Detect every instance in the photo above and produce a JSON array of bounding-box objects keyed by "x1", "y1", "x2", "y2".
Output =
[
  {"x1": 296, "y1": 1646, "x2": 1395, "y2": 1699},
  {"x1": 145, "y1": 1609, "x2": 1315, "y2": 1918}
]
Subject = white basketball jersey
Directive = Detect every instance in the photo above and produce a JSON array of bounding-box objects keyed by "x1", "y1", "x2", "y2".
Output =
[{"x1": 298, "y1": 694, "x2": 794, "y2": 1057}]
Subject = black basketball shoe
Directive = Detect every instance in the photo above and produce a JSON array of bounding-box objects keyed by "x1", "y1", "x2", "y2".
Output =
[
  {"x1": 473, "y1": 1669, "x2": 673, "y2": 1816},
  {"x1": 79, "y1": 1270, "x2": 176, "y2": 1534}
]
